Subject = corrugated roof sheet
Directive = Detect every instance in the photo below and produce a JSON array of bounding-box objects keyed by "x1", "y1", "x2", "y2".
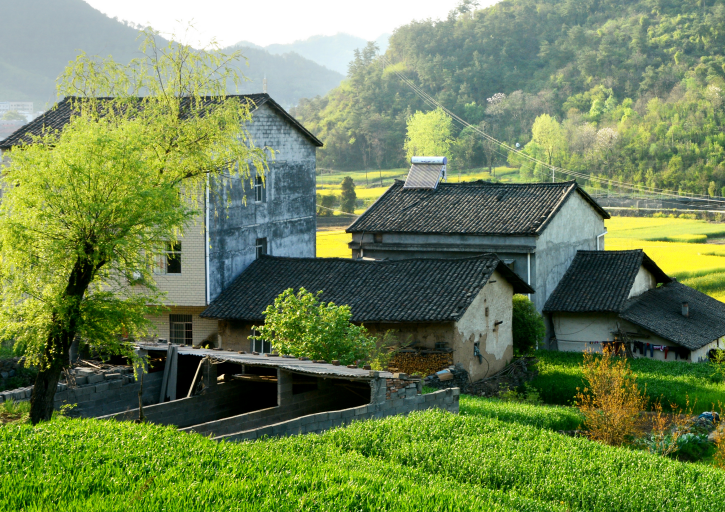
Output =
[
  {"x1": 347, "y1": 180, "x2": 609, "y2": 236},
  {"x1": 543, "y1": 250, "x2": 671, "y2": 313},
  {"x1": 201, "y1": 254, "x2": 533, "y2": 323},
  {"x1": 0, "y1": 94, "x2": 322, "y2": 150}
]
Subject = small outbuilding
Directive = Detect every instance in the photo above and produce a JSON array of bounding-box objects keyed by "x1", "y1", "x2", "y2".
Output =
[
  {"x1": 544, "y1": 250, "x2": 725, "y2": 362},
  {"x1": 201, "y1": 254, "x2": 534, "y2": 380}
]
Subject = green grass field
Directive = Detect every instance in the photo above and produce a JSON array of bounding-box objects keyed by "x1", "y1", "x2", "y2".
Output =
[
  {"x1": 531, "y1": 351, "x2": 725, "y2": 411},
  {"x1": 2, "y1": 404, "x2": 724, "y2": 511}
]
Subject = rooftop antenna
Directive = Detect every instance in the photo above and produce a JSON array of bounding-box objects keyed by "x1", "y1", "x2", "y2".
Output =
[{"x1": 263, "y1": 74, "x2": 267, "y2": 94}]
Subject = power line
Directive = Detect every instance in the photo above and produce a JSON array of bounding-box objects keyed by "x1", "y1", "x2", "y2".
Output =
[{"x1": 378, "y1": 54, "x2": 725, "y2": 207}]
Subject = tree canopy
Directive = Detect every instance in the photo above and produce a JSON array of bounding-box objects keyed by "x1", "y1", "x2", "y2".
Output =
[{"x1": 0, "y1": 29, "x2": 267, "y2": 423}]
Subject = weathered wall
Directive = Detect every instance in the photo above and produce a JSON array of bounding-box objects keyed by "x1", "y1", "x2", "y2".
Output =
[
  {"x1": 552, "y1": 311, "x2": 694, "y2": 362},
  {"x1": 208, "y1": 103, "x2": 317, "y2": 302},
  {"x1": 218, "y1": 387, "x2": 459, "y2": 442},
  {"x1": 691, "y1": 338, "x2": 724, "y2": 362},
  {"x1": 453, "y1": 270, "x2": 514, "y2": 380},
  {"x1": 217, "y1": 320, "x2": 256, "y2": 351},
  {"x1": 534, "y1": 193, "x2": 605, "y2": 312},
  {"x1": 628, "y1": 266, "x2": 656, "y2": 298}
]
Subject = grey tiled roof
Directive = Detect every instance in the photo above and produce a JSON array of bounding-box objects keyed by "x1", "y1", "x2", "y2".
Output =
[
  {"x1": 201, "y1": 254, "x2": 534, "y2": 323},
  {"x1": 620, "y1": 281, "x2": 725, "y2": 350},
  {"x1": 346, "y1": 180, "x2": 609, "y2": 235},
  {"x1": 0, "y1": 94, "x2": 322, "y2": 150},
  {"x1": 543, "y1": 250, "x2": 671, "y2": 313}
]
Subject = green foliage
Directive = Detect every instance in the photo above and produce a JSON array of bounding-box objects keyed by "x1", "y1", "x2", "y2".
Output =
[
  {"x1": 294, "y1": 0, "x2": 725, "y2": 197},
  {"x1": 512, "y1": 295, "x2": 545, "y2": 354},
  {"x1": 0, "y1": 110, "x2": 25, "y2": 121},
  {"x1": 404, "y1": 108, "x2": 453, "y2": 160},
  {"x1": 316, "y1": 193, "x2": 338, "y2": 216},
  {"x1": 4, "y1": 411, "x2": 725, "y2": 511},
  {"x1": 531, "y1": 351, "x2": 725, "y2": 411},
  {"x1": 339, "y1": 176, "x2": 356, "y2": 214},
  {"x1": 458, "y1": 394, "x2": 582, "y2": 431},
  {"x1": 251, "y1": 288, "x2": 375, "y2": 365}
]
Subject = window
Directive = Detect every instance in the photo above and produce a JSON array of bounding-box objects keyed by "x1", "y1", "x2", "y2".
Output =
[
  {"x1": 504, "y1": 260, "x2": 515, "y2": 271},
  {"x1": 155, "y1": 242, "x2": 181, "y2": 274},
  {"x1": 373, "y1": 233, "x2": 383, "y2": 244},
  {"x1": 251, "y1": 330, "x2": 272, "y2": 354},
  {"x1": 255, "y1": 237, "x2": 267, "y2": 259},
  {"x1": 254, "y1": 175, "x2": 266, "y2": 203},
  {"x1": 170, "y1": 314, "x2": 192, "y2": 345}
]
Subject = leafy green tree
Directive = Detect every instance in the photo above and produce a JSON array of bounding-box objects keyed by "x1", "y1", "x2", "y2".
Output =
[
  {"x1": 1, "y1": 110, "x2": 26, "y2": 121},
  {"x1": 512, "y1": 295, "x2": 545, "y2": 355},
  {"x1": 403, "y1": 108, "x2": 453, "y2": 160},
  {"x1": 340, "y1": 176, "x2": 356, "y2": 213},
  {"x1": 531, "y1": 114, "x2": 566, "y2": 168},
  {"x1": 0, "y1": 30, "x2": 267, "y2": 424},
  {"x1": 251, "y1": 288, "x2": 375, "y2": 365}
]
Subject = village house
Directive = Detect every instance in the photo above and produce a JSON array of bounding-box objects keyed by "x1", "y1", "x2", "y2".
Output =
[
  {"x1": 543, "y1": 250, "x2": 725, "y2": 362},
  {"x1": 346, "y1": 163, "x2": 610, "y2": 314},
  {"x1": 200, "y1": 253, "x2": 533, "y2": 380},
  {"x1": 0, "y1": 93, "x2": 322, "y2": 346}
]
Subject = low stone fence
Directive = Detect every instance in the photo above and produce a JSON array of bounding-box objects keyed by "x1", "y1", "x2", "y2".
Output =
[{"x1": 0, "y1": 357, "x2": 35, "y2": 391}]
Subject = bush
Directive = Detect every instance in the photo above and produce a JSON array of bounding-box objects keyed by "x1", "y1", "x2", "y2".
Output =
[
  {"x1": 252, "y1": 288, "x2": 376, "y2": 365},
  {"x1": 340, "y1": 176, "x2": 356, "y2": 214},
  {"x1": 511, "y1": 295, "x2": 544, "y2": 354}
]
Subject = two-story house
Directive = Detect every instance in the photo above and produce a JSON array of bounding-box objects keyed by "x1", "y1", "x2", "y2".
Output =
[{"x1": 0, "y1": 93, "x2": 322, "y2": 347}]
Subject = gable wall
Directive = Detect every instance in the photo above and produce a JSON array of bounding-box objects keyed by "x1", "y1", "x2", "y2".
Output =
[
  {"x1": 208, "y1": 103, "x2": 317, "y2": 301},
  {"x1": 534, "y1": 193, "x2": 606, "y2": 312},
  {"x1": 628, "y1": 266, "x2": 656, "y2": 298}
]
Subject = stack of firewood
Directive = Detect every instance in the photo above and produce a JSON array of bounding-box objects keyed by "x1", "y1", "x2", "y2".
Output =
[{"x1": 389, "y1": 349, "x2": 453, "y2": 377}]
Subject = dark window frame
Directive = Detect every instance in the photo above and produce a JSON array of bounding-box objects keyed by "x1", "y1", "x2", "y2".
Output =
[{"x1": 169, "y1": 314, "x2": 192, "y2": 345}]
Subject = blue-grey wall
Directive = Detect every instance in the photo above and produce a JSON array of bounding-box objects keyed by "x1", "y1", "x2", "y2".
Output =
[{"x1": 208, "y1": 103, "x2": 317, "y2": 301}]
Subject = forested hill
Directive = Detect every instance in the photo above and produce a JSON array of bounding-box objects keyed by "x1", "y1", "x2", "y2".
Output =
[
  {"x1": 293, "y1": 0, "x2": 725, "y2": 196},
  {"x1": 1, "y1": 0, "x2": 343, "y2": 108}
]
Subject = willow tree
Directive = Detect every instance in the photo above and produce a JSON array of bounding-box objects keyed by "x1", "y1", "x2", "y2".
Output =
[{"x1": 0, "y1": 30, "x2": 267, "y2": 424}]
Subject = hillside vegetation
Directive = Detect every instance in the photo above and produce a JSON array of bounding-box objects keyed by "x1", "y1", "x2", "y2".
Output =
[{"x1": 294, "y1": 0, "x2": 725, "y2": 197}]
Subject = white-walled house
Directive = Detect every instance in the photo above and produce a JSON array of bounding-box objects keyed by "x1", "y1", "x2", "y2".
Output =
[{"x1": 544, "y1": 250, "x2": 725, "y2": 362}]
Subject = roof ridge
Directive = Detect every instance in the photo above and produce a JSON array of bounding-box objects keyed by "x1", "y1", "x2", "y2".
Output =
[{"x1": 260, "y1": 253, "x2": 501, "y2": 265}]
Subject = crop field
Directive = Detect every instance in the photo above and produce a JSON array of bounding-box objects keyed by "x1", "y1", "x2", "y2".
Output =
[
  {"x1": 2, "y1": 407, "x2": 724, "y2": 512},
  {"x1": 531, "y1": 351, "x2": 725, "y2": 410},
  {"x1": 316, "y1": 230, "x2": 351, "y2": 258}
]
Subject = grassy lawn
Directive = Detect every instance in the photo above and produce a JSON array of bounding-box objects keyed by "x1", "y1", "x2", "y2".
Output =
[
  {"x1": 531, "y1": 351, "x2": 725, "y2": 411},
  {"x1": 2, "y1": 405, "x2": 725, "y2": 511}
]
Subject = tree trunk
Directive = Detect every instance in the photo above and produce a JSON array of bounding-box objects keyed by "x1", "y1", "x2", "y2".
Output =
[{"x1": 29, "y1": 246, "x2": 101, "y2": 424}]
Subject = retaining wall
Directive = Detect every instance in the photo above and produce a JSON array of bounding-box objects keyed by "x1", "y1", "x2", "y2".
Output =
[{"x1": 217, "y1": 387, "x2": 459, "y2": 442}]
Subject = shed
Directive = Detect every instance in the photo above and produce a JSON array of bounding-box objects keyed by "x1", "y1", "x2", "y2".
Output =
[{"x1": 201, "y1": 254, "x2": 534, "y2": 380}]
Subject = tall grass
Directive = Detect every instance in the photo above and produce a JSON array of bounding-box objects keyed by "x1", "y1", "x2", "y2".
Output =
[{"x1": 2, "y1": 412, "x2": 725, "y2": 511}]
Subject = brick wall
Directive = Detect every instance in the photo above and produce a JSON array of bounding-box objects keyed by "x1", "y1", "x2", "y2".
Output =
[{"x1": 145, "y1": 306, "x2": 219, "y2": 347}]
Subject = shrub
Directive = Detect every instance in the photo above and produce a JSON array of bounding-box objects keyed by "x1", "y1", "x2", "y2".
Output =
[
  {"x1": 575, "y1": 350, "x2": 647, "y2": 446},
  {"x1": 251, "y1": 288, "x2": 375, "y2": 365},
  {"x1": 316, "y1": 193, "x2": 337, "y2": 216},
  {"x1": 511, "y1": 295, "x2": 545, "y2": 354}
]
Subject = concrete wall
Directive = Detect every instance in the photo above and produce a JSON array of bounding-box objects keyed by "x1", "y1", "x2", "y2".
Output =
[
  {"x1": 628, "y1": 266, "x2": 656, "y2": 298},
  {"x1": 208, "y1": 103, "x2": 317, "y2": 302},
  {"x1": 691, "y1": 337, "x2": 724, "y2": 362},
  {"x1": 218, "y1": 387, "x2": 459, "y2": 442},
  {"x1": 453, "y1": 270, "x2": 514, "y2": 380},
  {"x1": 552, "y1": 311, "x2": 695, "y2": 362},
  {"x1": 534, "y1": 193, "x2": 605, "y2": 312}
]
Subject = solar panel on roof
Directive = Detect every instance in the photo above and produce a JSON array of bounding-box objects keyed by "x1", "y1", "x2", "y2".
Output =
[{"x1": 404, "y1": 163, "x2": 445, "y2": 189}]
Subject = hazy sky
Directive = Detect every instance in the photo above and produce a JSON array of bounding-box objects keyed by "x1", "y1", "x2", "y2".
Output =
[{"x1": 84, "y1": 0, "x2": 493, "y2": 47}]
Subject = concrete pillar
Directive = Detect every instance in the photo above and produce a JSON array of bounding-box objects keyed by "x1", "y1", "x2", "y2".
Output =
[
  {"x1": 277, "y1": 370, "x2": 293, "y2": 407},
  {"x1": 369, "y1": 377, "x2": 386, "y2": 404},
  {"x1": 166, "y1": 346, "x2": 178, "y2": 401}
]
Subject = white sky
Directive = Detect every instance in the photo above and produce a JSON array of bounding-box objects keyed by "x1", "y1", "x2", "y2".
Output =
[{"x1": 84, "y1": 0, "x2": 493, "y2": 47}]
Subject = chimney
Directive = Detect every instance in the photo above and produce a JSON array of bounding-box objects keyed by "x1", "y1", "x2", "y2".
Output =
[{"x1": 682, "y1": 302, "x2": 689, "y2": 318}]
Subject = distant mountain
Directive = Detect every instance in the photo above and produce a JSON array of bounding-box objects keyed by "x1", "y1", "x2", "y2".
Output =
[
  {"x1": 232, "y1": 33, "x2": 390, "y2": 75},
  {"x1": 0, "y1": 0, "x2": 344, "y2": 108}
]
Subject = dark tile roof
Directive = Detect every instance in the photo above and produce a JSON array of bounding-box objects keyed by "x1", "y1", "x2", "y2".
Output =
[
  {"x1": 201, "y1": 254, "x2": 534, "y2": 323},
  {"x1": 346, "y1": 180, "x2": 609, "y2": 236},
  {"x1": 0, "y1": 94, "x2": 322, "y2": 150},
  {"x1": 620, "y1": 281, "x2": 725, "y2": 350},
  {"x1": 543, "y1": 250, "x2": 671, "y2": 313}
]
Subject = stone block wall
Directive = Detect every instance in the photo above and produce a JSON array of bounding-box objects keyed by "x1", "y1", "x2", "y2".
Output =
[{"x1": 218, "y1": 387, "x2": 459, "y2": 442}]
